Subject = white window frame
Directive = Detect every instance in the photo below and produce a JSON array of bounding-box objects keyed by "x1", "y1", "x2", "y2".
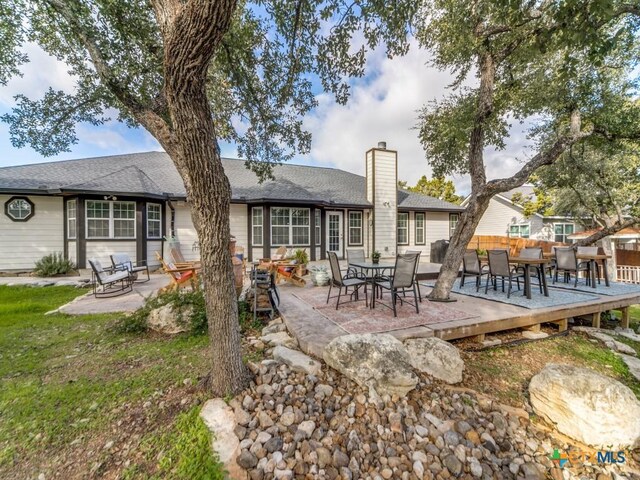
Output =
[
  {"x1": 270, "y1": 207, "x2": 310, "y2": 246},
  {"x1": 509, "y1": 223, "x2": 531, "y2": 239},
  {"x1": 67, "y1": 200, "x2": 77, "y2": 239},
  {"x1": 315, "y1": 209, "x2": 321, "y2": 245},
  {"x1": 85, "y1": 200, "x2": 136, "y2": 239},
  {"x1": 449, "y1": 213, "x2": 459, "y2": 239},
  {"x1": 348, "y1": 211, "x2": 363, "y2": 246},
  {"x1": 146, "y1": 203, "x2": 162, "y2": 239},
  {"x1": 252, "y1": 207, "x2": 264, "y2": 246},
  {"x1": 397, "y1": 212, "x2": 409, "y2": 245},
  {"x1": 415, "y1": 212, "x2": 426, "y2": 245},
  {"x1": 554, "y1": 223, "x2": 574, "y2": 243}
]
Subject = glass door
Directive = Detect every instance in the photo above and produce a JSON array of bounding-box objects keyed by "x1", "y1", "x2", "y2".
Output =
[{"x1": 326, "y1": 211, "x2": 343, "y2": 258}]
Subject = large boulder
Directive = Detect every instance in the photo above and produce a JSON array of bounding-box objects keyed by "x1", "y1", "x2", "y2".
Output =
[
  {"x1": 404, "y1": 337, "x2": 464, "y2": 384},
  {"x1": 147, "y1": 304, "x2": 192, "y2": 334},
  {"x1": 200, "y1": 399, "x2": 247, "y2": 479},
  {"x1": 323, "y1": 333, "x2": 418, "y2": 397},
  {"x1": 529, "y1": 364, "x2": 640, "y2": 449},
  {"x1": 273, "y1": 346, "x2": 322, "y2": 375}
]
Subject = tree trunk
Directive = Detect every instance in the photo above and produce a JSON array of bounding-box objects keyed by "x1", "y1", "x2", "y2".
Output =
[
  {"x1": 160, "y1": 0, "x2": 249, "y2": 396},
  {"x1": 429, "y1": 192, "x2": 493, "y2": 300}
]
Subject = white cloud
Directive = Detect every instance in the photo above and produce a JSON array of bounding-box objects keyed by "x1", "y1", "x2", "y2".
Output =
[{"x1": 0, "y1": 43, "x2": 76, "y2": 106}]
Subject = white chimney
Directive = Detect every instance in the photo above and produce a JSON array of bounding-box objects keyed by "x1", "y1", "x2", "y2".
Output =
[{"x1": 366, "y1": 143, "x2": 397, "y2": 257}]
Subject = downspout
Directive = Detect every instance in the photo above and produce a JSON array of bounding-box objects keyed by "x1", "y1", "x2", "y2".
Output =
[{"x1": 164, "y1": 198, "x2": 176, "y2": 259}]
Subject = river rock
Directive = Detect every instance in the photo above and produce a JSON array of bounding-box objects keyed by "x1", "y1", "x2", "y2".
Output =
[
  {"x1": 403, "y1": 337, "x2": 464, "y2": 384},
  {"x1": 323, "y1": 333, "x2": 418, "y2": 396},
  {"x1": 200, "y1": 399, "x2": 246, "y2": 479},
  {"x1": 273, "y1": 346, "x2": 322, "y2": 375},
  {"x1": 529, "y1": 364, "x2": 640, "y2": 448}
]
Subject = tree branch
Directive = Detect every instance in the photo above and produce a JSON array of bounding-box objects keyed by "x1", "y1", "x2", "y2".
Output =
[
  {"x1": 484, "y1": 128, "x2": 592, "y2": 196},
  {"x1": 573, "y1": 217, "x2": 638, "y2": 246},
  {"x1": 44, "y1": 0, "x2": 174, "y2": 149}
]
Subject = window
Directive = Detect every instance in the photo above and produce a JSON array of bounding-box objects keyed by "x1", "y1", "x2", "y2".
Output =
[
  {"x1": 67, "y1": 200, "x2": 77, "y2": 239},
  {"x1": 271, "y1": 208, "x2": 309, "y2": 245},
  {"x1": 509, "y1": 224, "x2": 530, "y2": 238},
  {"x1": 449, "y1": 213, "x2": 459, "y2": 238},
  {"x1": 86, "y1": 200, "x2": 136, "y2": 239},
  {"x1": 397, "y1": 212, "x2": 409, "y2": 245},
  {"x1": 348, "y1": 211, "x2": 363, "y2": 245},
  {"x1": 147, "y1": 203, "x2": 162, "y2": 239},
  {"x1": 415, "y1": 212, "x2": 425, "y2": 245},
  {"x1": 252, "y1": 207, "x2": 263, "y2": 246},
  {"x1": 554, "y1": 223, "x2": 574, "y2": 243},
  {"x1": 4, "y1": 196, "x2": 34, "y2": 221},
  {"x1": 315, "y1": 210, "x2": 321, "y2": 245}
]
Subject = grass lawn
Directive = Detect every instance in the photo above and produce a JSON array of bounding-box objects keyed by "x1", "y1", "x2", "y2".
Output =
[
  {"x1": 461, "y1": 331, "x2": 640, "y2": 406},
  {"x1": 628, "y1": 305, "x2": 640, "y2": 331},
  {"x1": 0, "y1": 285, "x2": 223, "y2": 479}
]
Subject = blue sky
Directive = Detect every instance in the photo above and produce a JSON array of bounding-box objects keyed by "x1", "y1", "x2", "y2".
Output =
[{"x1": 0, "y1": 42, "x2": 533, "y2": 195}]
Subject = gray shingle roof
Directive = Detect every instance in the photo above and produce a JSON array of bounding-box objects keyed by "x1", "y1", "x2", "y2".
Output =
[{"x1": 0, "y1": 151, "x2": 463, "y2": 211}]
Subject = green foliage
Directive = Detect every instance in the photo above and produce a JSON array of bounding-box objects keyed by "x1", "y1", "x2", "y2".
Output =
[
  {"x1": 157, "y1": 406, "x2": 224, "y2": 479},
  {"x1": 33, "y1": 252, "x2": 75, "y2": 277},
  {"x1": 400, "y1": 175, "x2": 463, "y2": 204},
  {"x1": 293, "y1": 249, "x2": 309, "y2": 265},
  {"x1": 509, "y1": 184, "x2": 556, "y2": 218},
  {"x1": 371, "y1": 250, "x2": 381, "y2": 261}
]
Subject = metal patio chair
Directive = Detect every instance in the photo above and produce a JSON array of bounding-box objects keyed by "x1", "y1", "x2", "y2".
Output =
[
  {"x1": 326, "y1": 251, "x2": 368, "y2": 310},
  {"x1": 88, "y1": 259, "x2": 133, "y2": 298},
  {"x1": 519, "y1": 247, "x2": 544, "y2": 294},
  {"x1": 110, "y1": 253, "x2": 150, "y2": 283},
  {"x1": 483, "y1": 250, "x2": 526, "y2": 298},
  {"x1": 554, "y1": 247, "x2": 591, "y2": 287},
  {"x1": 373, "y1": 252, "x2": 420, "y2": 317},
  {"x1": 459, "y1": 250, "x2": 488, "y2": 291}
]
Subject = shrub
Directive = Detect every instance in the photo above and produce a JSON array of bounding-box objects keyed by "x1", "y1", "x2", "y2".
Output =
[{"x1": 34, "y1": 252, "x2": 75, "y2": 277}]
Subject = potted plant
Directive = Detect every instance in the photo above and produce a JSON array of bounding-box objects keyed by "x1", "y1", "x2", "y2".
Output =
[
  {"x1": 310, "y1": 265, "x2": 330, "y2": 286},
  {"x1": 371, "y1": 250, "x2": 381, "y2": 264},
  {"x1": 293, "y1": 249, "x2": 309, "y2": 276}
]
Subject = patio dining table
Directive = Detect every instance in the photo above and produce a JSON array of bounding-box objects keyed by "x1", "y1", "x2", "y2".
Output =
[
  {"x1": 480, "y1": 256, "x2": 550, "y2": 300},
  {"x1": 348, "y1": 261, "x2": 396, "y2": 308}
]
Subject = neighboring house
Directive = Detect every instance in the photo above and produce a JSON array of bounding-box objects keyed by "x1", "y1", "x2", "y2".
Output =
[
  {"x1": 568, "y1": 227, "x2": 640, "y2": 249},
  {"x1": 0, "y1": 142, "x2": 463, "y2": 271},
  {"x1": 463, "y1": 185, "x2": 582, "y2": 242}
]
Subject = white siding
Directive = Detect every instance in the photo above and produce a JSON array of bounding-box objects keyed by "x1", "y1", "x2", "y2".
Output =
[
  {"x1": 474, "y1": 196, "x2": 544, "y2": 239},
  {"x1": 0, "y1": 195, "x2": 64, "y2": 271},
  {"x1": 252, "y1": 247, "x2": 264, "y2": 261},
  {"x1": 86, "y1": 241, "x2": 137, "y2": 268},
  {"x1": 68, "y1": 241, "x2": 77, "y2": 265},
  {"x1": 147, "y1": 241, "x2": 162, "y2": 268},
  {"x1": 366, "y1": 148, "x2": 397, "y2": 258},
  {"x1": 173, "y1": 202, "x2": 248, "y2": 262}
]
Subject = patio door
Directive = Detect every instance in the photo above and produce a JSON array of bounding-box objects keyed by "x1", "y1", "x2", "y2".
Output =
[{"x1": 326, "y1": 211, "x2": 344, "y2": 258}]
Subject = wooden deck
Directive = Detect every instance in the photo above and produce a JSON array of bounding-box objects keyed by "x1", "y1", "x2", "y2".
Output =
[{"x1": 278, "y1": 273, "x2": 640, "y2": 358}]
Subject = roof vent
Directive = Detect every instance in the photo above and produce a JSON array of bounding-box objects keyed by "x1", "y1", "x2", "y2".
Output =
[{"x1": 377, "y1": 141, "x2": 387, "y2": 149}]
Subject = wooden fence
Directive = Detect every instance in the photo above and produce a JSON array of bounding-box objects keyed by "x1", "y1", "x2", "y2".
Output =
[
  {"x1": 468, "y1": 235, "x2": 566, "y2": 256},
  {"x1": 617, "y1": 265, "x2": 640, "y2": 284},
  {"x1": 615, "y1": 249, "x2": 640, "y2": 267}
]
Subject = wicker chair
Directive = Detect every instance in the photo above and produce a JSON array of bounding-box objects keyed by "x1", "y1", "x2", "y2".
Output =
[
  {"x1": 326, "y1": 251, "x2": 368, "y2": 310},
  {"x1": 373, "y1": 253, "x2": 420, "y2": 317},
  {"x1": 483, "y1": 250, "x2": 526, "y2": 298}
]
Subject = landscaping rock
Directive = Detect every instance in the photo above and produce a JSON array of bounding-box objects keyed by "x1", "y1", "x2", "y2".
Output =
[
  {"x1": 323, "y1": 333, "x2": 418, "y2": 396},
  {"x1": 574, "y1": 327, "x2": 637, "y2": 356},
  {"x1": 200, "y1": 399, "x2": 246, "y2": 479},
  {"x1": 618, "y1": 353, "x2": 640, "y2": 381},
  {"x1": 147, "y1": 304, "x2": 191, "y2": 334},
  {"x1": 529, "y1": 364, "x2": 640, "y2": 448},
  {"x1": 260, "y1": 331, "x2": 297, "y2": 348},
  {"x1": 404, "y1": 337, "x2": 464, "y2": 384},
  {"x1": 521, "y1": 330, "x2": 549, "y2": 340},
  {"x1": 273, "y1": 346, "x2": 321, "y2": 375},
  {"x1": 615, "y1": 327, "x2": 640, "y2": 343}
]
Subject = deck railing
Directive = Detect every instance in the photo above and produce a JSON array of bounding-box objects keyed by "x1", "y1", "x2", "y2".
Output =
[{"x1": 616, "y1": 265, "x2": 640, "y2": 284}]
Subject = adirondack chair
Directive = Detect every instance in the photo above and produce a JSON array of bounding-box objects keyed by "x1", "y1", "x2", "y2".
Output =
[
  {"x1": 275, "y1": 261, "x2": 307, "y2": 287},
  {"x1": 155, "y1": 252, "x2": 200, "y2": 293},
  {"x1": 169, "y1": 245, "x2": 201, "y2": 269}
]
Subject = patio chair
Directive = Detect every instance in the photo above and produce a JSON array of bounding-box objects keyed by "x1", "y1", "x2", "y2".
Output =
[
  {"x1": 577, "y1": 246, "x2": 601, "y2": 283},
  {"x1": 519, "y1": 247, "x2": 544, "y2": 294},
  {"x1": 406, "y1": 250, "x2": 423, "y2": 302},
  {"x1": 326, "y1": 251, "x2": 368, "y2": 310},
  {"x1": 170, "y1": 246, "x2": 201, "y2": 269},
  {"x1": 272, "y1": 245, "x2": 288, "y2": 261},
  {"x1": 155, "y1": 252, "x2": 200, "y2": 293},
  {"x1": 554, "y1": 247, "x2": 591, "y2": 287},
  {"x1": 373, "y1": 253, "x2": 420, "y2": 317},
  {"x1": 88, "y1": 259, "x2": 133, "y2": 298},
  {"x1": 483, "y1": 250, "x2": 526, "y2": 298},
  {"x1": 110, "y1": 253, "x2": 150, "y2": 283},
  {"x1": 459, "y1": 250, "x2": 488, "y2": 291}
]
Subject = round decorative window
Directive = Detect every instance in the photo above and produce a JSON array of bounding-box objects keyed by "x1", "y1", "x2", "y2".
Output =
[{"x1": 4, "y1": 196, "x2": 35, "y2": 222}]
